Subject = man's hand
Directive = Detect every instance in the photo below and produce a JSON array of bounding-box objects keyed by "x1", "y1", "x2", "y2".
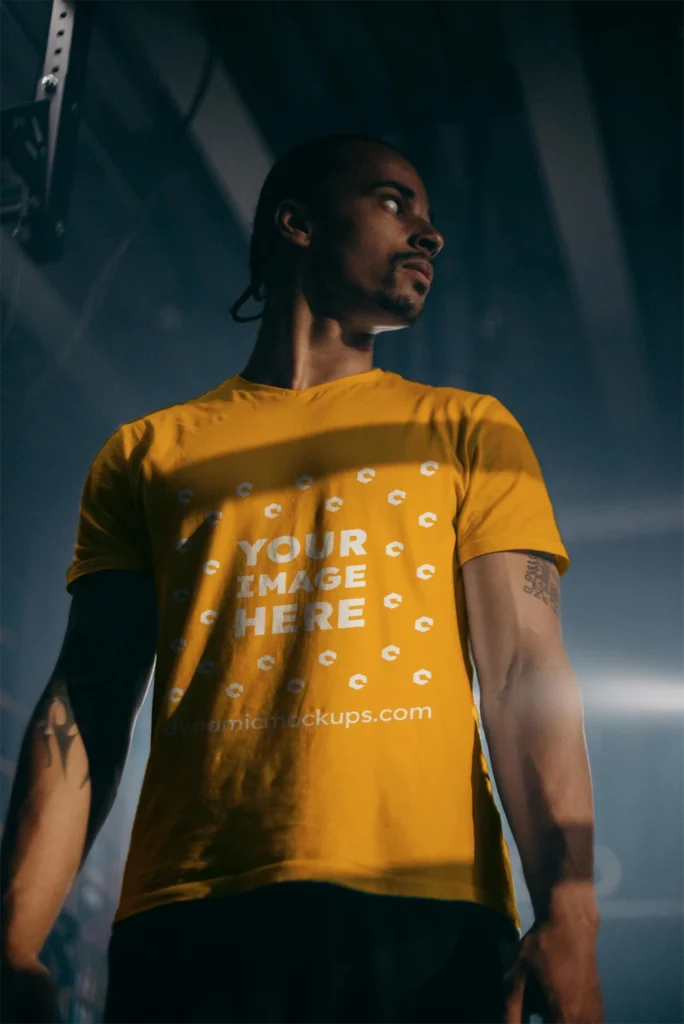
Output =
[
  {"x1": 1, "y1": 955, "x2": 58, "y2": 1024},
  {"x1": 504, "y1": 919, "x2": 604, "y2": 1024}
]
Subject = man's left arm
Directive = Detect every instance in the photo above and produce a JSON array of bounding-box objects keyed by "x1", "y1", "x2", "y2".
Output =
[{"x1": 462, "y1": 549, "x2": 604, "y2": 1024}]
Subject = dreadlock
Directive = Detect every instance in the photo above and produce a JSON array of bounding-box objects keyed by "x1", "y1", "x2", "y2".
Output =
[{"x1": 230, "y1": 134, "x2": 406, "y2": 323}]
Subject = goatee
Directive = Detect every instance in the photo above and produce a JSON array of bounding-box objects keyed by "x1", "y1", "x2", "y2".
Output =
[{"x1": 375, "y1": 275, "x2": 421, "y2": 324}]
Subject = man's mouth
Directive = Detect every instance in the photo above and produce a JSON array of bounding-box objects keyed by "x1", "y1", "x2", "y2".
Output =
[{"x1": 398, "y1": 260, "x2": 433, "y2": 287}]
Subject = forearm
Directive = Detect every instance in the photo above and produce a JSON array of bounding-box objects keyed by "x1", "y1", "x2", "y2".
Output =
[
  {"x1": 480, "y1": 654, "x2": 599, "y2": 929},
  {"x1": 1, "y1": 679, "x2": 119, "y2": 963}
]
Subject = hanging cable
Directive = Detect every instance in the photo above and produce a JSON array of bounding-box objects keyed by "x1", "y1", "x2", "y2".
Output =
[{"x1": 0, "y1": 183, "x2": 29, "y2": 348}]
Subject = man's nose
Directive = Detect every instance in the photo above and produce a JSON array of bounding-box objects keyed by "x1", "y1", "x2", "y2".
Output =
[{"x1": 412, "y1": 221, "x2": 445, "y2": 258}]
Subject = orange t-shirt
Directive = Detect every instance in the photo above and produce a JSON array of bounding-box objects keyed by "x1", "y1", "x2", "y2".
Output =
[{"x1": 66, "y1": 368, "x2": 570, "y2": 928}]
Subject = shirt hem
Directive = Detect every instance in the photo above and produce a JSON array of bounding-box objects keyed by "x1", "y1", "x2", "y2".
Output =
[
  {"x1": 66, "y1": 559, "x2": 153, "y2": 593},
  {"x1": 458, "y1": 536, "x2": 570, "y2": 576},
  {"x1": 115, "y1": 860, "x2": 520, "y2": 931}
]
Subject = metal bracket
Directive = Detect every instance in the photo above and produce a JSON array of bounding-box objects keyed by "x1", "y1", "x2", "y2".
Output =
[{"x1": 0, "y1": 0, "x2": 92, "y2": 262}]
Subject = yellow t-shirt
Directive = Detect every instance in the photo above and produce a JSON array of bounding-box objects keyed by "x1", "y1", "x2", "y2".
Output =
[{"x1": 66, "y1": 368, "x2": 570, "y2": 928}]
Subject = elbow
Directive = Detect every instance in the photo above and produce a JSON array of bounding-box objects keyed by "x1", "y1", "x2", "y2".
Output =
[{"x1": 481, "y1": 652, "x2": 586, "y2": 730}]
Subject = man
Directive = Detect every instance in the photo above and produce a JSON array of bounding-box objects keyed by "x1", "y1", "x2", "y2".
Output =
[{"x1": 1, "y1": 134, "x2": 604, "y2": 1023}]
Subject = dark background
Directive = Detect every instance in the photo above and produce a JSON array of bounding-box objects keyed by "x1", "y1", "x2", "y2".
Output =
[{"x1": 1, "y1": 2, "x2": 682, "y2": 1021}]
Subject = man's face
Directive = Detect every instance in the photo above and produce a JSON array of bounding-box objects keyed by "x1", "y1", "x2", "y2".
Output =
[{"x1": 304, "y1": 142, "x2": 445, "y2": 332}]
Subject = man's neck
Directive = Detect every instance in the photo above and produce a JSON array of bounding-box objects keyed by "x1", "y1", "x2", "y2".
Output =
[{"x1": 239, "y1": 293, "x2": 375, "y2": 392}]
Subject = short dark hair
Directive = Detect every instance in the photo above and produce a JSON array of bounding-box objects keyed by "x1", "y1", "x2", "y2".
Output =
[{"x1": 230, "y1": 133, "x2": 405, "y2": 323}]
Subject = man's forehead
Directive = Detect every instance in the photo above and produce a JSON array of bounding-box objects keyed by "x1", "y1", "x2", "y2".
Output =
[{"x1": 335, "y1": 142, "x2": 427, "y2": 200}]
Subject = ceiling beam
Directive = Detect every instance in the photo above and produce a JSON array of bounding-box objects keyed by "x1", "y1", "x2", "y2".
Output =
[
  {"x1": 1, "y1": 234, "x2": 148, "y2": 421},
  {"x1": 504, "y1": 0, "x2": 659, "y2": 445},
  {"x1": 121, "y1": 1, "x2": 273, "y2": 238}
]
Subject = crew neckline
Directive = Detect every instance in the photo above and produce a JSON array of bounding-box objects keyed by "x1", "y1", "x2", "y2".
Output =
[{"x1": 233, "y1": 367, "x2": 385, "y2": 396}]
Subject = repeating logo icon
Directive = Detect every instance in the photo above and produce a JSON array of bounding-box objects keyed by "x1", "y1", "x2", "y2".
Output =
[
  {"x1": 258, "y1": 655, "x2": 275, "y2": 671},
  {"x1": 415, "y1": 616, "x2": 434, "y2": 632},
  {"x1": 168, "y1": 687, "x2": 184, "y2": 703},
  {"x1": 385, "y1": 541, "x2": 404, "y2": 557},
  {"x1": 236, "y1": 482, "x2": 253, "y2": 497},
  {"x1": 177, "y1": 488, "x2": 195, "y2": 504},
  {"x1": 416, "y1": 563, "x2": 436, "y2": 580},
  {"x1": 387, "y1": 489, "x2": 406, "y2": 506},
  {"x1": 197, "y1": 660, "x2": 214, "y2": 675},
  {"x1": 200, "y1": 609, "x2": 217, "y2": 625},
  {"x1": 413, "y1": 669, "x2": 432, "y2": 686},
  {"x1": 382, "y1": 645, "x2": 400, "y2": 662},
  {"x1": 357, "y1": 468, "x2": 375, "y2": 483},
  {"x1": 226, "y1": 683, "x2": 243, "y2": 698},
  {"x1": 296, "y1": 476, "x2": 313, "y2": 490},
  {"x1": 205, "y1": 510, "x2": 222, "y2": 525},
  {"x1": 264, "y1": 503, "x2": 282, "y2": 519},
  {"x1": 418, "y1": 512, "x2": 437, "y2": 528},
  {"x1": 175, "y1": 538, "x2": 191, "y2": 553},
  {"x1": 325, "y1": 497, "x2": 343, "y2": 512},
  {"x1": 170, "y1": 637, "x2": 187, "y2": 653},
  {"x1": 420, "y1": 461, "x2": 439, "y2": 476},
  {"x1": 287, "y1": 678, "x2": 305, "y2": 694},
  {"x1": 172, "y1": 588, "x2": 190, "y2": 603},
  {"x1": 203, "y1": 559, "x2": 220, "y2": 575},
  {"x1": 319, "y1": 650, "x2": 337, "y2": 666},
  {"x1": 349, "y1": 673, "x2": 368, "y2": 690},
  {"x1": 383, "y1": 592, "x2": 403, "y2": 609}
]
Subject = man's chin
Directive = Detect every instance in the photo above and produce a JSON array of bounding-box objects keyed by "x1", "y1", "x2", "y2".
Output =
[{"x1": 374, "y1": 289, "x2": 423, "y2": 327}]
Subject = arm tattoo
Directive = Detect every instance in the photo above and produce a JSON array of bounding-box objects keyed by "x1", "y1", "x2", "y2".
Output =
[
  {"x1": 522, "y1": 551, "x2": 560, "y2": 616},
  {"x1": 34, "y1": 678, "x2": 90, "y2": 788}
]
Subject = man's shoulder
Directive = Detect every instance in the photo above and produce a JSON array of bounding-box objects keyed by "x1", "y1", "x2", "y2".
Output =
[
  {"x1": 113, "y1": 378, "x2": 236, "y2": 445},
  {"x1": 382, "y1": 371, "x2": 495, "y2": 417}
]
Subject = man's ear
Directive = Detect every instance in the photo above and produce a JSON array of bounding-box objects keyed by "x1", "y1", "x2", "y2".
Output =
[{"x1": 274, "y1": 200, "x2": 312, "y2": 250}]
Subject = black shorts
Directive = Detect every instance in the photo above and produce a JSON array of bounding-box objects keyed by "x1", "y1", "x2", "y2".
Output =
[{"x1": 104, "y1": 881, "x2": 520, "y2": 1024}]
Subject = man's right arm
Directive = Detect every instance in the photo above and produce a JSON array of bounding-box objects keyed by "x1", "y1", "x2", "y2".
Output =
[{"x1": 0, "y1": 569, "x2": 157, "y2": 969}]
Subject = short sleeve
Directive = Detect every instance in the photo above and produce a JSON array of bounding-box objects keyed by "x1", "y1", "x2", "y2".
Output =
[
  {"x1": 456, "y1": 396, "x2": 570, "y2": 575},
  {"x1": 66, "y1": 428, "x2": 153, "y2": 593}
]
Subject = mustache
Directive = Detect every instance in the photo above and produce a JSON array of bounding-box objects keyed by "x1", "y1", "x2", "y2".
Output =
[{"x1": 393, "y1": 253, "x2": 430, "y2": 266}]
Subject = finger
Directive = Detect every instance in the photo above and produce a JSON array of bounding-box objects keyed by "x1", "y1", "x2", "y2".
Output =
[{"x1": 504, "y1": 975, "x2": 526, "y2": 1024}]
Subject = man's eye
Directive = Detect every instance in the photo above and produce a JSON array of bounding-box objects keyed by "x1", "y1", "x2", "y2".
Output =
[{"x1": 381, "y1": 196, "x2": 402, "y2": 215}]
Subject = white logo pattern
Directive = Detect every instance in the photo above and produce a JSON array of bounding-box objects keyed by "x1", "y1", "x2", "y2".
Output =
[
  {"x1": 169, "y1": 459, "x2": 439, "y2": 704},
  {"x1": 416, "y1": 563, "x2": 435, "y2": 580},
  {"x1": 415, "y1": 616, "x2": 434, "y2": 632}
]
